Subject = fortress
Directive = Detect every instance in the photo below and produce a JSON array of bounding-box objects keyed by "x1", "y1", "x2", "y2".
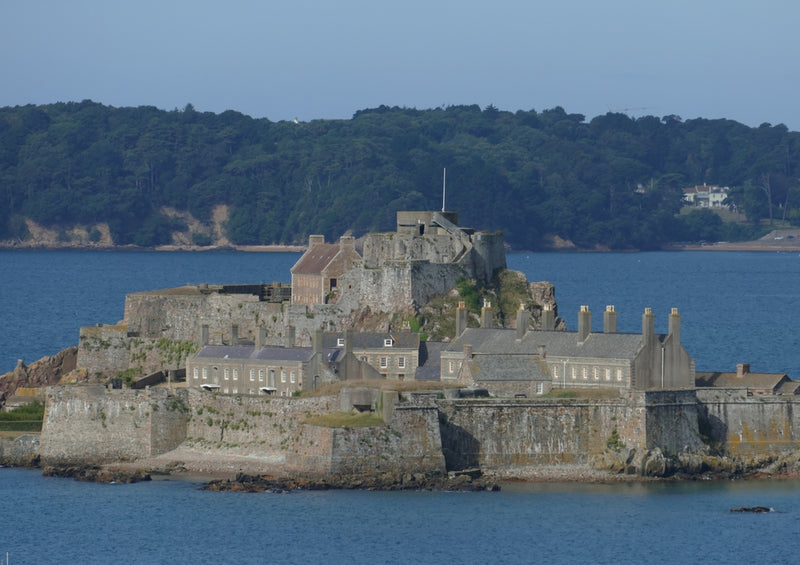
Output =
[{"x1": 5, "y1": 210, "x2": 800, "y2": 480}]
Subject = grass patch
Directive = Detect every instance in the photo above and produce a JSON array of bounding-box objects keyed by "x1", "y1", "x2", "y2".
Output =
[
  {"x1": 0, "y1": 401, "x2": 45, "y2": 432},
  {"x1": 303, "y1": 412, "x2": 385, "y2": 428}
]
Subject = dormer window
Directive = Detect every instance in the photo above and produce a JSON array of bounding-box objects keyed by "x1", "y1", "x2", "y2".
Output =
[
  {"x1": 337, "y1": 338, "x2": 344, "y2": 347},
  {"x1": 384, "y1": 338, "x2": 393, "y2": 347}
]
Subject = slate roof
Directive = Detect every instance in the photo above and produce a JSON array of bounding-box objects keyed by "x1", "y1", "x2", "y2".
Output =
[
  {"x1": 194, "y1": 345, "x2": 314, "y2": 363},
  {"x1": 467, "y1": 354, "x2": 550, "y2": 382},
  {"x1": 290, "y1": 243, "x2": 341, "y2": 275},
  {"x1": 695, "y1": 371, "x2": 789, "y2": 390},
  {"x1": 445, "y1": 328, "x2": 646, "y2": 360},
  {"x1": 322, "y1": 331, "x2": 420, "y2": 350}
]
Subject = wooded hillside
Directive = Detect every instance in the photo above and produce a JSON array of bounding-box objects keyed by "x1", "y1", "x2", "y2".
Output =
[{"x1": 1, "y1": 101, "x2": 797, "y2": 249}]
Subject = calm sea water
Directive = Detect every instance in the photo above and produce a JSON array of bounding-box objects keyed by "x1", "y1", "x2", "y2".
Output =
[
  {"x1": 2, "y1": 467, "x2": 800, "y2": 564},
  {"x1": 1, "y1": 249, "x2": 800, "y2": 563}
]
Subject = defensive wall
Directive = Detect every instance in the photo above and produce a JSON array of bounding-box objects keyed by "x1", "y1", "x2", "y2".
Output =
[
  {"x1": 437, "y1": 390, "x2": 703, "y2": 471},
  {"x1": 39, "y1": 385, "x2": 189, "y2": 466},
  {"x1": 34, "y1": 385, "x2": 800, "y2": 475},
  {"x1": 697, "y1": 389, "x2": 800, "y2": 455}
]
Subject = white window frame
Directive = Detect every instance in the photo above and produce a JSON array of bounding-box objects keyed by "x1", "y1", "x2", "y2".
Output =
[
  {"x1": 605, "y1": 368, "x2": 611, "y2": 381},
  {"x1": 290, "y1": 371, "x2": 296, "y2": 383},
  {"x1": 593, "y1": 367, "x2": 599, "y2": 380},
  {"x1": 233, "y1": 368, "x2": 238, "y2": 381},
  {"x1": 224, "y1": 367, "x2": 230, "y2": 380},
  {"x1": 536, "y1": 382, "x2": 544, "y2": 395},
  {"x1": 448, "y1": 361, "x2": 455, "y2": 373},
  {"x1": 281, "y1": 370, "x2": 287, "y2": 383},
  {"x1": 249, "y1": 369, "x2": 255, "y2": 382},
  {"x1": 202, "y1": 367, "x2": 208, "y2": 380},
  {"x1": 380, "y1": 357, "x2": 388, "y2": 369},
  {"x1": 582, "y1": 367, "x2": 588, "y2": 380},
  {"x1": 384, "y1": 338, "x2": 393, "y2": 347},
  {"x1": 617, "y1": 368, "x2": 623, "y2": 382},
  {"x1": 398, "y1": 356, "x2": 406, "y2": 369},
  {"x1": 571, "y1": 367, "x2": 577, "y2": 380},
  {"x1": 258, "y1": 369, "x2": 264, "y2": 382},
  {"x1": 193, "y1": 367, "x2": 199, "y2": 380},
  {"x1": 337, "y1": 338, "x2": 345, "y2": 347}
]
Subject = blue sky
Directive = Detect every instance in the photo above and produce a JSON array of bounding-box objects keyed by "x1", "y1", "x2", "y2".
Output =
[{"x1": 2, "y1": 0, "x2": 799, "y2": 129}]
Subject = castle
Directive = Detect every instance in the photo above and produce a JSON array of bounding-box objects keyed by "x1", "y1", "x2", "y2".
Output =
[{"x1": 10, "y1": 209, "x2": 799, "y2": 481}]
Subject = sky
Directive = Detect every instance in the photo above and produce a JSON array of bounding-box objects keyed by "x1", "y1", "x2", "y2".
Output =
[{"x1": 2, "y1": 0, "x2": 799, "y2": 130}]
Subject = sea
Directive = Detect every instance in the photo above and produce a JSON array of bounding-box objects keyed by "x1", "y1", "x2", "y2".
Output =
[{"x1": 1, "y1": 249, "x2": 800, "y2": 564}]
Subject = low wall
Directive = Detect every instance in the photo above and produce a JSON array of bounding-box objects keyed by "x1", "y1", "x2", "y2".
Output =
[
  {"x1": 39, "y1": 386, "x2": 188, "y2": 466},
  {"x1": 0, "y1": 434, "x2": 40, "y2": 466}
]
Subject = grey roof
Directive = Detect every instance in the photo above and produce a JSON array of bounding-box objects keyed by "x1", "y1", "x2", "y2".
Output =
[
  {"x1": 445, "y1": 328, "x2": 646, "y2": 360},
  {"x1": 468, "y1": 354, "x2": 550, "y2": 382},
  {"x1": 415, "y1": 341, "x2": 445, "y2": 381},
  {"x1": 195, "y1": 345, "x2": 313, "y2": 363},
  {"x1": 695, "y1": 371, "x2": 789, "y2": 390},
  {"x1": 322, "y1": 331, "x2": 420, "y2": 350}
]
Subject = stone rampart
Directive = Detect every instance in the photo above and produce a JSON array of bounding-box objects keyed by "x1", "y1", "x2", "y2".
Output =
[
  {"x1": 0, "y1": 434, "x2": 40, "y2": 466},
  {"x1": 39, "y1": 385, "x2": 188, "y2": 466},
  {"x1": 437, "y1": 391, "x2": 702, "y2": 472},
  {"x1": 697, "y1": 390, "x2": 800, "y2": 455}
]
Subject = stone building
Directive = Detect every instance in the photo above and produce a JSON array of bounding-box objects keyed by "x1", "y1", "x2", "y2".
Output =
[
  {"x1": 441, "y1": 304, "x2": 695, "y2": 394},
  {"x1": 290, "y1": 235, "x2": 361, "y2": 306},
  {"x1": 321, "y1": 330, "x2": 420, "y2": 380},
  {"x1": 696, "y1": 363, "x2": 798, "y2": 396}
]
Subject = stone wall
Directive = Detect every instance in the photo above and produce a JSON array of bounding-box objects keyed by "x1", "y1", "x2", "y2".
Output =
[
  {"x1": 39, "y1": 385, "x2": 188, "y2": 466},
  {"x1": 697, "y1": 389, "x2": 800, "y2": 455},
  {"x1": 437, "y1": 391, "x2": 702, "y2": 472},
  {"x1": 0, "y1": 434, "x2": 39, "y2": 466}
]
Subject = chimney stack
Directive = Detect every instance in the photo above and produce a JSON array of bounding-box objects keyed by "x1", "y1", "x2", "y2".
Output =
[
  {"x1": 308, "y1": 235, "x2": 325, "y2": 247},
  {"x1": 344, "y1": 329, "x2": 353, "y2": 356},
  {"x1": 231, "y1": 324, "x2": 239, "y2": 346},
  {"x1": 339, "y1": 235, "x2": 355, "y2": 250},
  {"x1": 577, "y1": 305, "x2": 591, "y2": 343},
  {"x1": 256, "y1": 327, "x2": 266, "y2": 349},
  {"x1": 642, "y1": 307, "x2": 655, "y2": 346},
  {"x1": 481, "y1": 299, "x2": 493, "y2": 329},
  {"x1": 537, "y1": 344, "x2": 546, "y2": 359},
  {"x1": 516, "y1": 303, "x2": 530, "y2": 340},
  {"x1": 669, "y1": 307, "x2": 680, "y2": 343},
  {"x1": 463, "y1": 344, "x2": 473, "y2": 359},
  {"x1": 200, "y1": 324, "x2": 209, "y2": 346},
  {"x1": 542, "y1": 304, "x2": 555, "y2": 331},
  {"x1": 603, "y1": 305, "x2": 617, "y2": 333},
  {"x1": 455, "y1": 301, "x2": 468, "y2": 337},
  {"x1": 736, "y1": 363, "x2": 750, "y2": 378},
  {"x1": 285, "y1": 325, "x2": 296, "y2": 348}
]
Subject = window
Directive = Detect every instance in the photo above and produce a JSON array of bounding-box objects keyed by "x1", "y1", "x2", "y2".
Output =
[
  {"x1": 380, "y1": 357, "x2": 388, "y2": 369},
  {"x1": 202, "y1": 367, "x2": 208, "y2": 380},
  {"x1": 448, "y1": 361, "x2": 455, "y2": 373},
  {"x1": 249, "y1": 369, "x2": 255, "y2": 382},
  {"x1": 290, "y1": 371, "x2": 296, "y2": 383},
  {"x1": 605, "y1": 368, "x2": 611, "y2": 381},
  {"x1": 258, "y1": 369, "x2": 264, "y2": 382},
  {"x1": 223, "y1": 387, "x2": 229, "y2": 394},
  {"x1": 233, "y1": 368, "x2": 238, "y2": 381},
  {"x1": 536, "y1": 382, "x2": 544, "y2": 395},
  {"x1": 224, "y1": 368, "x2": 230, "y2": 380},
  {"x1": 337, "y1": 338, "x2": 344, "y2": 347},
  {"x1": 617, "y1": 369, "x2": 623, "y2": 382},
  {"x1": 269, "y1": 370, "x2": 275, "y2": 387},
  {"x1": 281, "y1": 370, "x2": 287, "y2": 383},
  {"x1": 593, "y1": 367, "x2": 599, "y2": 380},
  {"x1": 232, "y1": 387, "x2": 238, "y2": 394},
  {"x1": 553, "y1": 365, "x2": 559, "y2": 378},
  {"x1": 361, "y1": 356, "x2": 367, "y2": 362},
  {"x1": 398, "y1": 357, "x2": 406, "y2": 369},
  {"x1": 384, "y1": 338, "x2": 393, "y2": 347},
  {"x1": 571, "y1": 367, "x2": 577, "y2": 380},
  {"x1": 582, "y1": 367, "x2": 588, "y2": 380},
  {"x1": 193, "y1": 367, "x2": 199, "y2": 380}
]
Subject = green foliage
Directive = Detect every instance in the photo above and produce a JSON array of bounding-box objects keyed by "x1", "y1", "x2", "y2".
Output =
[
  {"x1": 456, "y1": 278, "x2": 481, "y2": 313},
  {"x1": 1, "y1": 101, "x2": 798, "y2": 249},
  {"x1": 0, "y1": 401, "x2": 45, "y2": 432},
  {"x1": 303, "y1": 411, "x2": 385, "y2": 428},
  {"x1": 606, "y1": 428, "x2": 626, "y2": 451}
]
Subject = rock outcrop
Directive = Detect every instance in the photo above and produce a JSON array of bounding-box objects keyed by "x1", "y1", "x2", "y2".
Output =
[{"x1": 0, "y1": 346, "x2": 77, "y2": 404}]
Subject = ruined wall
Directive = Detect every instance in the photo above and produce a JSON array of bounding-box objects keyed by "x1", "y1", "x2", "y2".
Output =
[
  {"x1": 437, "y1": 391, "x2": 701, "y2": 472},
  {"x1": 697, "y1": 390, "x2": 800, "y2": 455},
  {"x1": 39, "y1": 386, "x2": 188, "y2": 466}
]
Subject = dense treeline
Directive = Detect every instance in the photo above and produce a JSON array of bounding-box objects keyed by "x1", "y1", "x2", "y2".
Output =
[{"x1": 1, "y1": 100, "x2": 798, "y2": 249}]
